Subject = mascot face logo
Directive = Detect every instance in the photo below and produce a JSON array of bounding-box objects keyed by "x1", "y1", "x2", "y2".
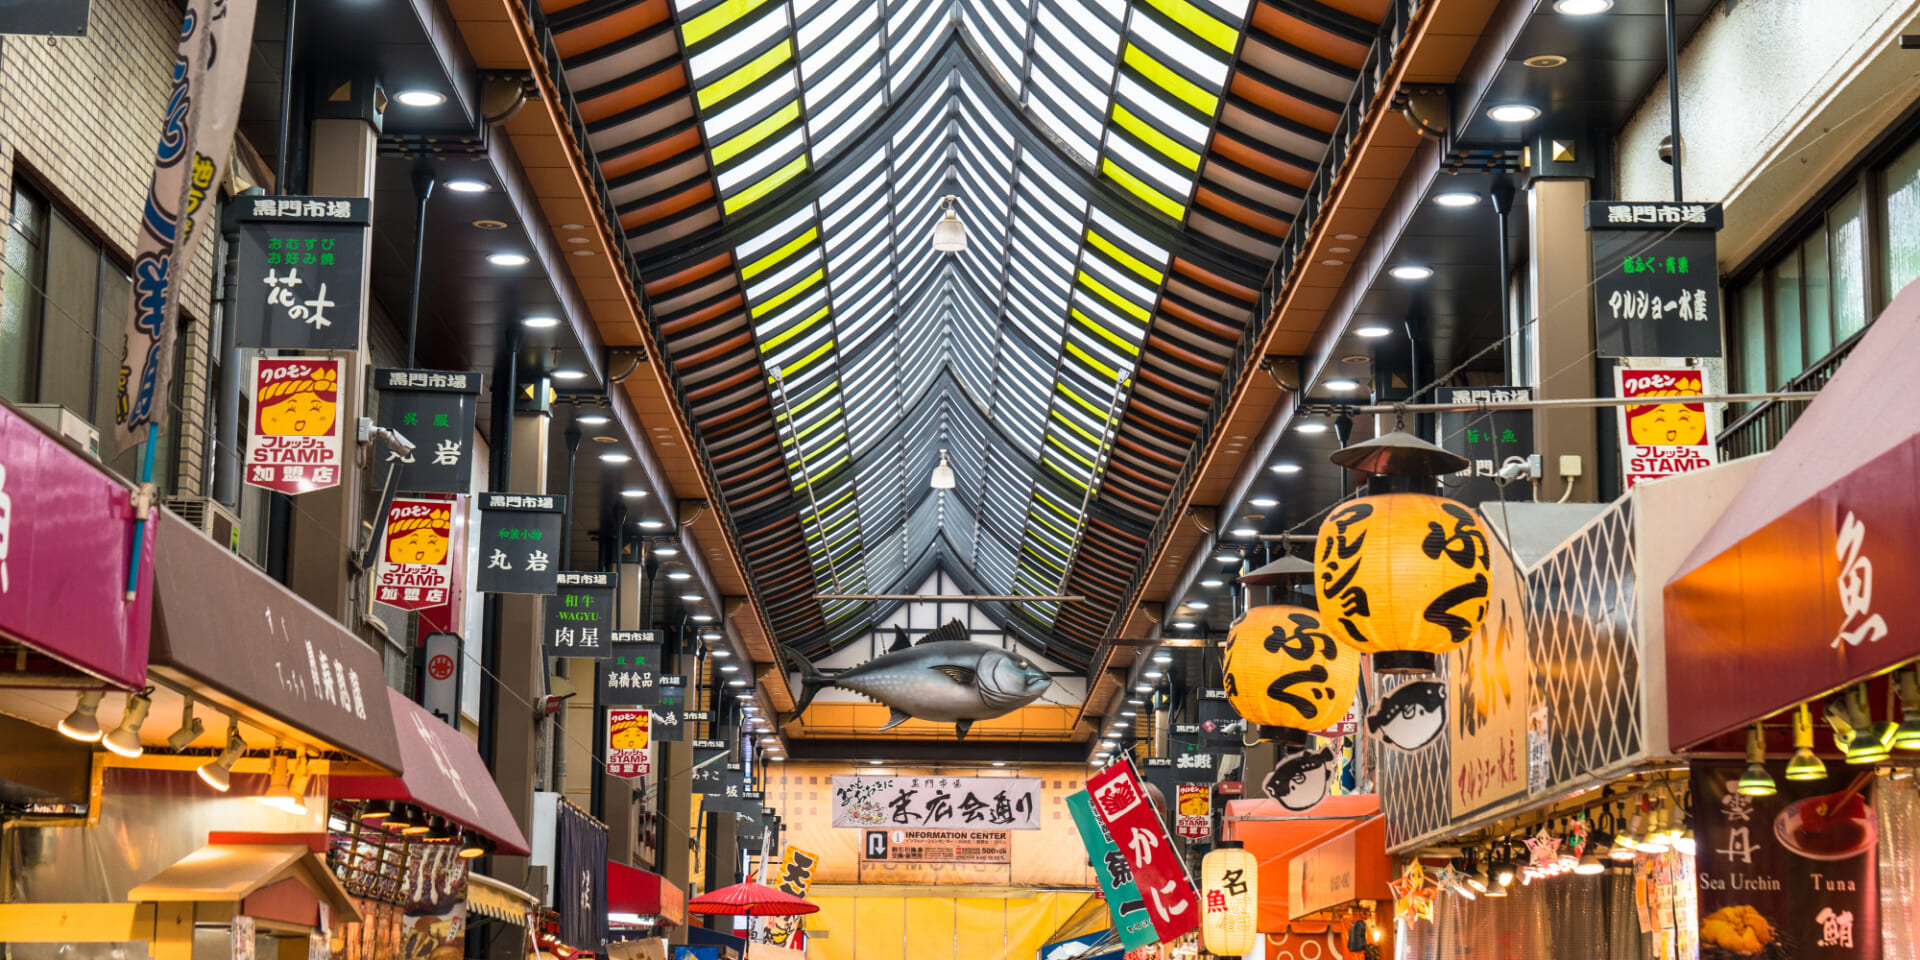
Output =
[{"x1": 1628, "y1": 397, "x2": 1706, "y2": 445}]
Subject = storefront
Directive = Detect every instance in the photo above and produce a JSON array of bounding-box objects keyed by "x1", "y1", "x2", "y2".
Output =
[
  {"x1": 1223, "y1": 795, "x2": 1391, "y2": 959},
  {"x1": 608, "y1": 860, "x2": 686, "y2": 943},
  {"x1": 528, "y1": 792, "x2": 610, "y2": 957}
]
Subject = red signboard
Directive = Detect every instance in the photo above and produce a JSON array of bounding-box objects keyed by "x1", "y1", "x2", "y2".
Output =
[
  {"x1": 1087, "y1": 760, "x2": 1201, "y2": 943},
  {"x1": 1176, "y1": 784, "x2": 1211, "y2": 840},
  {"x1": 375, "y1": 498, "x2": 455, "y2": 612},
  {"x1": 244, "y1": 357, "x2": 344, "y2": 494},
  {"x1": 608, "y1": 709, "x2": 651, "y2": 779},
  {"x1": 1615, "y1": 366, "x2": 1717, "y2": 488}
]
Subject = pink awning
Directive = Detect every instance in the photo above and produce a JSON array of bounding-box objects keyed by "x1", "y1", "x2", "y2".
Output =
[{"x1": 332, "y1": 688, "x2": 529, "y2": 855}]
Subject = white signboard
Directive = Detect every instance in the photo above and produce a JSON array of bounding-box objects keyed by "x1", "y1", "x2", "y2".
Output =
[{"x1": 831, "y1": 775, "x2": 1042, "y2": 830}]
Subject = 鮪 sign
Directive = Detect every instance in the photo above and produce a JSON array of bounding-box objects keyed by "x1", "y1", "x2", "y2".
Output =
[
  {"x1": 1587, "y1": 201, "x2": 1723, "y2": 358},
  {"x1": 231, "y1": 197, "x2": 370, "y2": 351}
]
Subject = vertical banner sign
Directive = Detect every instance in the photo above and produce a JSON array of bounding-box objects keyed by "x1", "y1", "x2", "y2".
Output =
[
  {"x1": 545, "y1": 573, "x2": 612, "y2": 657},
  {"x1": 1615, "y1": 366, "x2": 1719, "y2": 488},
  {"x1": 606, "y1": 709, "x2": 651, "y2": 778},
  {"x1": 1175, "y1": 784, "x2": 1212, "y2": 840},
  {"x1": 375, "y1": 498, "x2": 455, "y2": 612},
  {"x1": 1067, "y1": 791, "x2": 1158, "y2": 951},
  {"x1": 1447, "y1": 537, "x2": 1530, "y2": 818},
  {"x1": 115, "y1": 0, "x2": 260, "y2": 452},
  {"x1": 420, "y1": 632, "x2": 461, "y2": 725},
  {"x1": 372, "y1": 370, "x2": 483, "y2": 493},
  {"x1": 1086, "y1": 760, "x2": 1201, "y2": 943},
  {"x1": 1691, "y1": 761, "x2": 1878, "y2": 960},
  {"x1": 758, "y1": 846, "x2": 819, "y2": 947},
  {"x1": 475, "y1": 495, "x2": 565, "y2": 594},
  {"x1": 231, "y1": 198, "x2": 371, "y2": 350},
  {"x1": 555, "y1": 800, "x2": 607, "y2": 950},
  {"x1": 245, "y1": 357, "x2": 344, "y2": 494},
  {"x1": 1437, "y1": 387, "x2": 1536, "y2": 506},
  {"x1": 1586, "y1": 201, "x2": 1724, "y2": 358}
]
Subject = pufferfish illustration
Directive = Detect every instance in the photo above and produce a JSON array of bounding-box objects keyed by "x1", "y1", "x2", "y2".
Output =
[
  {"x1": 1264, "y1": 746, "x2": 1337, "y2": 811},
  {"x1": 1366, "y1": 681, "x2": 1447, "y2": 751},
  {"x1": 783, "y1": 619, "x2": 1052, "y2": 740}
]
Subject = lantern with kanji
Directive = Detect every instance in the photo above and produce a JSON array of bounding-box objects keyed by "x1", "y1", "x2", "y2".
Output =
[
  {"x1": 1200, "y1": 841, "x2": 1259, "y2": 956},
  {"x1": 1222, "y1": 604, "x2": 1360, "y2": 748},
  {"x1": 1314, "y1": 431, "x2": 1492, "y2": 674}
]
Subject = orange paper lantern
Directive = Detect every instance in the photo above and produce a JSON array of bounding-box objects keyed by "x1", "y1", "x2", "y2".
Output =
[
  {"x1": 1223, "y1": 605, "x2": 1360, "y2": 745},
  {"x1": 1314, "y1": 492, "x2": 1493, "y2": 674}
]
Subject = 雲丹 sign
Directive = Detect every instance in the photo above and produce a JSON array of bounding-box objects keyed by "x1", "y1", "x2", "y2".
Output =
[{"x1": 245, "y1": 357, "x2": 344, "y2": 494}]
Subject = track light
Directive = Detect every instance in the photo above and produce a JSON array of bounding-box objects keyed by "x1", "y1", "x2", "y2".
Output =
[
  {"x1": 1841, "y1": 684, "x2": 1893, "y2": 764},
  {"x1": 1737, "y1": 724, "x2": 1777, "y2": 796},
  {"x1": 1574, "y1": 849, "x2": 1606, "y2": 875},
  {"x1": 166, "y1": 693, "x2": 206, "y2": 750},
  {"x1": 59, "y1": 690, "x2": 106, "y2": 742},
  {"x1": 360, "y1": 800, "x2": 395, "y2": 824},
  {"x1": 1786, "y1": 703, "x2": 1828, "y2": 781},
  {"x1": 930, "y1": 449, "x2": 956, "y2": 490},
  {"x1": 393, "y1": 806, "x2": 432, "y2": 836},
  {"x1": 198, "y1": 720, "x2": 245, "y2": 792},
  {"x1": 458, "y1": 833, "x2": 496, "y2": 859},
  {"x1": 931, "y1": 196, "x2": 967, "y2": 252},
  {"x1": 102, "y1": 690, "x2": 153, "y2": 758},
  {"x1": 1894, "y1": 669, "x2": 1920, "y2": 750},
  {"x1": 425, "y1": 816, "x2": 459, "y2": 843},
  {"x1": 1493, "y1": 851, "x2": 1515, "y2": 888},
  {"x1": 1670, "y1": 814, "x2": 1697, "y2": 856}
]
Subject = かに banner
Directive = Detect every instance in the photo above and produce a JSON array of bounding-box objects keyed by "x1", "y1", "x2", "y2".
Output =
[
  {"x1": 1615, "y1": 365, "x2": 1718, "y2": 488},
  {"x1": 607, "y1": 709, "x2": 651, "y2": 778},
  {"x1": 245, "y1": 357, "x2": 344, "y2": 494},
  {"x1": 1086, "y1": 760, "x2": 1202, "y2": 943},
  {"x1": 376, "y1": 498, "x2": 455, "y2": 612}
]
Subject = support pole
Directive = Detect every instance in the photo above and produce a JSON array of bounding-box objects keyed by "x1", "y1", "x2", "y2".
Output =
[
  {"x1": 274, "y1": 0, "x2": 297, "y2": 195},
  {"x1": 1664, "y1": 0, "x2": 1684, "y2": 201},
  {"x1": 405, "y1": 170, "x2": 435, "y2": 368}
]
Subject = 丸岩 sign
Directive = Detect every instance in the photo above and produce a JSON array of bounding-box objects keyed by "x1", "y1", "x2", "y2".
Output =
[
  {"x1": 1067, "y1": 790, "x2": 1157, "y2": 951},
  {"x1": 1086, "y1": 760, "x2": 1201, "y2": 943},
  {"x1": 373, "y1": 369, "x2": 482, "y2": 494},
  {"x1": 1587, "y1": 201, "x2": 1723, "y2": 358},
  {"x1": 232, "y1": 197, "x2": 370, "y2": 351},
  {"x1": 545, "y1": 572, "x2": 612, "y2": 657},
  {"x1": 245, "y1": 357, "x2": 344, "y2": 494},
  {"x1": 830, "y1": 775, "x2": 1041, "y2": 830},
  {"x1": 375, "y1": 498, "x2": 455, "y2": 612},
  {"x1": 607, "y1": 709, "x2": 651, "y2": 778},
  {"x1": 1615, "y1": 366, "x2": 1718, "y2": 488},
  {"x1": 860, "y1": 829, "x2": 1012, "y2": 864},
  {"x1": 475, "y1": 494, "x2": 565, "y2": 594}
]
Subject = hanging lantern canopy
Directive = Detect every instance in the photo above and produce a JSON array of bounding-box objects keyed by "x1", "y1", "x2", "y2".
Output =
[
  {"x1": 1222, "y1": 604, "x2": 1360, "y2": 748},
  {"x1": 1314, "y1": 431, "x2": 1492, "y2": 674},
  {"x1": 1199, "y1": 841, "x2": 1259, "y2": 957}
]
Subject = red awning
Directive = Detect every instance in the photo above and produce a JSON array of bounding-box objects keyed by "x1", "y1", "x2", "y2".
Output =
[
  {"x1": 1664, "y1": 282, "x2": 1920, "y2": 749},
  {"x1": 609, "y1": 861, "x2": 685, "y2": 927},
  {"x1": 332, "y1": 688, "x2": 530, "y2": 855},
  {"x1": 1224, "y1": 795, "x2": 1383, "y2": 931}
]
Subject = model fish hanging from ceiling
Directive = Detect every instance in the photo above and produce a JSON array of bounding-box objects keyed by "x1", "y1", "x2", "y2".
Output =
[{"x1": 783, "y1": 619, "x2": 1053, "y2": 740}]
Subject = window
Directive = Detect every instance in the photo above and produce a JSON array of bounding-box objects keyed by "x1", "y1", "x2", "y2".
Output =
[{"x1": 1, "y1": 183, "x2": 183, "y2": 490}]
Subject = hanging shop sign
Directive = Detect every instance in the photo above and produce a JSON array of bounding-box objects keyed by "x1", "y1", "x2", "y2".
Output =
[
  {"x1": 420, "y1": 631, "x2": 461, "y2": 725},
  {"x1": 1223, "y1": 605, "x2": 1361, "y2": 745},
  {"x1": 1586, "y1": 201, "x2": 1724, "y2": 358},
  {"x1": 831, "y1": 775, "x2": 1041, "y2": 829},
  {"x1": 475, "y1": 494, "x2": 564, "y2": 594},
  {"x1": 1067, "y1": 790, "x2": 1158, "y2": 951},
  {"x1": 690, "y1": 743, "x2": 729, "y2": 792},
  {"x1": 555, "y1": 799, "x2": 608, "y2": 950},
  {"x1": 244, "y1": 357, "x2": 344, "y2": 495},
  {"x1": 1437, "y1": 386, "x2": 1535, "y2": 506},
  {"x1": 650, "y1": 681, "x2": 688, "y2": 742},
  {"x1": 1085, "y1": 761, "x2": 1202, "y2": 943},
  {"x1": 1198, "y1": 690, "x2": 1244, "y2": 751},
  {"x1": 544, "y1": 572, "x2": 613, "y2": 657},
  {"x1": 375, "y1": 498, "x2": 455, "y2": 612},
  {"x1": 1175, "y1": 785, "x2": 1212, "y2": 840},
  {"x1": 1198, "y1": 844, "x2": 1258, "y2": 956},
  {"x1": 861, "y1": 829, "x2": 1012, "y2": 864},
  {"x1": 1446, "y1": 536, "x2": 1530, "y2": 818},
  {"x1": 1315, "y1": 495, "x2": 1493, "y2": 675},
  {"x1": 1615, "y1": 366, "x2": 1718, "y2": 488},
  {"x1": 597, "y1": 641, "x2": 665, "y2": 704},
  {"x1": 1691, "y1": 761, "x2": 1878, "y2": 960},
  {"x1": 607, "y1": 709, "x2": 652, "y2": 779},
  {"x1": 372, "y1": 369, "x2": 483, "y2": 494},
  {"x1": 704, "y1": 780, "x2": 764, "y2": 814},
  {"x1": 232, "y1": 196, "x2": 371, "y2": 351}
]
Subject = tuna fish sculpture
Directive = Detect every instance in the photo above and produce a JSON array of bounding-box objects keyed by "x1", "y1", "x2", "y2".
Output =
[{"x1": 783, "y1": 619, "x2": 1053, "y2": 740}]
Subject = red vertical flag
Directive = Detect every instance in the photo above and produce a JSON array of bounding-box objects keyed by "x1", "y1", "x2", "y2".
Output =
[{"x1": 1087, "y1": 760, "x2": 1200, "y2": 943}]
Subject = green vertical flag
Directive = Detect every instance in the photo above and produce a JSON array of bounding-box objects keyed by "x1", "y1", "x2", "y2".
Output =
[{"x1": 1067, "y1": 790, "x2": 1159, "y2": 950}]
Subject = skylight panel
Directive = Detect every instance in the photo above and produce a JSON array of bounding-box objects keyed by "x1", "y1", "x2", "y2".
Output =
[
  {"x1": 1112, "y1": 75, "x2": 1211, "y2": 144},
  {"x1": 702, "y1": 69, "x2": 798, "y2": 140},
  {"x1": 1130, "y1": 11, "x2": 1227, "y2": 87},
  {"x1": 688, "y1": 6, "x2": 791, "y2": 80}
]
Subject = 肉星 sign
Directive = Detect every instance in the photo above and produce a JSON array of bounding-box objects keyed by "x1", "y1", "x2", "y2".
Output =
[
  {"x1": 372, "y1": 369, "x2": 482, "y2": 494},
  {"x1": 475, "y1": 494, "x2": 564, "y2": 595},
  {"x1": 1615, "y1": 366, "x2": 1718, "y2": 488},
  {"x1": 1587, "y1": 202, "x2": 1723, "y2": 358},
  {"x1": 375, "y1": 498, "x2": 455, "y2": 612},
  {"x1": 1086, "y1": 760, "x2": 1201, "y2": 943},
  {"x1": 607, "y1": 708, "x2": 651, "y2": 778},
  {"x1": 232, "y1": 197, "x2": 370, "y2": 351},
  {"x1": 830, "y1": 775, "x2": 1041, "y2": 830},
  {"x1": 545, "y1": 572, "x2": 613, "y2": 657},
  {"x1": 245, "y1": 357, "x2": 344, "y2": 495}
]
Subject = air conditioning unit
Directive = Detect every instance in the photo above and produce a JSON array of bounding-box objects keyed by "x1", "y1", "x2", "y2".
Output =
[
  {"x1": 164, "y1": 496, "x2": 242, "y2": 552},
  {"x1": 18, "y1": 404, "x2": 98, "y2": 457}
]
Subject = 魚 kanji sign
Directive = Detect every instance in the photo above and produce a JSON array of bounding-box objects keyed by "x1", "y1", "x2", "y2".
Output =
[
  {"x1": 245, "y1": 357, "x2": 344, "y2": 494},
  {"x1": 607, "y1": 709, "x2": 651, "y2": 778},
  {"x1": 476, "y1": 494, "x2": 565, "y2": 594},
  {"x1": 830, "y1": 776, "x2": 1041, "y2": 830},
  {"x1": 375, "y1": 498, "x2": 455, "y2": 612},
  {"x1": 372, "y1": 369, "x2": 482, "y2": 494},
  {"x1": 545, "y1": 573, "x2": 613, "y2": 657},
  {"x1": 1086, "y1": 760, "x2": 1201, "y2": 943},
  {"x1": 231, "y1": 197, "x2": 369, "y2": 351}
]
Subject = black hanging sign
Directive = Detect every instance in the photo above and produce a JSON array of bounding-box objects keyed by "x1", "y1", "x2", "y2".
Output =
[
  {"x1": 230, "y1": 197, "x2": 370, "y2": 350},
  {"x1": 691, "y1": 742, "x2": 730, "y2": 792},
  {"x1": 597, "y1": 642, "x2": 665, "y2": 704},
  {"x1": 372, "y1": 369, "x2": 484, "y2": 494},
  {"x1": 476, "y1": 494, "x2": 565, "y2": 594},
  {"x1": 0, "y1": 1, "x2": 90, "y2": 36},
  {"x1": 544, "y1": 572, "x2": 613, "y2": 658},
  {"x1": 651, "y1": 681, "x2": 688, "y2": 742},
  {"x1": 1587, "y1": 201, "x2": 1723, "y2": 358},
  {"x1": 1438, "y1": 387, "x2": 1536, "y2": 506}
]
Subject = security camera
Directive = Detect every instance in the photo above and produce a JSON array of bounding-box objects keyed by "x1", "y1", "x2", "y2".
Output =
[{"x1": 1496, "y1": 454, "x2": 1543, "y2": 484}]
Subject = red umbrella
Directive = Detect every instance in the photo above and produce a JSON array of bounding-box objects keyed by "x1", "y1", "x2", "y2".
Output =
[{"x1": 687, "y1": 881, "x2": 820, "y2": 917}]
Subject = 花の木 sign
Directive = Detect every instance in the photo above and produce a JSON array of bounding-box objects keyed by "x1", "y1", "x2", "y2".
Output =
[
  {"x1": 232, "y1": 197, "x2": 370, "y2": 351},
  {"x1": 476, "y1": 494, "x2": 565, "y2": 594},
  {"x1": 607, "y1": 709, "x2": 651, "y2": 778},
  {"x1": 545, "y1": 572, "x2": 612, "y2": 657},
  {"x1": 1615, "y1": 366, "x2": 1718, "y2": 488},
  {"x1": 375, "y1": 498, "x2": 455, "y2": 612},
  {"x1": 1086, "y1": 760, "x2": 1201, "y2": 943},
  {"x1": 372, "y1": 369, "x2": 482, "y2": 494},
  {"x1": 1587, "y1": 202, "x2": 1723, "y2": 358},
  {"x1": 245, "y1": 357, "x2": 344, "y2": 495}
]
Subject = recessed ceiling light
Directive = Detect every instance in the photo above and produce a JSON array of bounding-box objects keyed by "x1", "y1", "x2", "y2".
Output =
[
  {"x1": 1487, "y1": 103, "x2": 1542, "y2": 123},
  {"x1": 1320, "y1": 258, "x2": 1344, "y2": 267},
  {"x1": 668, "y1": 570, "x2": 692, "y2": 580},
  {"x1": 1389, "y1": 265, "x2": 1435, "y2": 280},
  {"x1": 1553, "y1": 0, "x2": 1611, "y2": 13},
  {"x1": 1270, "y1": 463, "x2": 1303, "y2": 474},
  {"x1": 1325, "y1": 379, "x2": 1362, "y2": 391},
  {"x1": 1214, "y1": 552, "x2": 1240, "y2": 563},
  {"x1": 695, "y1": 614, "x2": 717, "y2": 622},
  {"x1": 1434, "y1": 192, "x2": 1480, "y2": 207},
  {"x1": 1355, "y1": 325, "x2": 1393, "y2": 338},
  {"x1": 1186, "y1": 601, "x2": 1209, "y2": 610},
  {"x1": 711, "y1": 649, "x2": 731, "y2": 658},
  {"x1": 1172, "y1": 621, "x2": 1195, "y2": 629},
  {"x1": 653, "y1": 546, "x2": 679, "y2": 556},
  {"x1": 570, "y1": 249, "x2": 595, "y2": 257},
  {"x1": 472, "y1": 219, "x2": 509, "y2": 230},
  {"x1": 870, "y1": 759, "x2": 886, "y2": 765},
  {"x1": 640, "y1": 520, "x2": 667, "y2": 530},
  {"x1": 720, "y1": 664, "x2": 740, "y2": 673},
  {"x1": 1120, "y1": 709, "x2": 1138, "y2": 717},
  {"x1": 1201, "y1": 577, "x2": 1227, "y2": 586},
  {"x1": 1099, "y1": 740, "x2": 1116, "y2": 749},
  {"x1": 551, "y1": 368, "x2": 587, "y2": 380},
  {"x1": 523, "y1": 315, "x2": 561, "y2": 328},
  {"x1": 1231, "y1": 526, "x2": 1258, "y2": 538},
  {"x1": 1342, "y1": 354, "x2": 1370, "y2": 364},
  {"x1": 621, "y1": 487, "x2": 648, "y2": 497},
  {"x1": 1328, "y1": 246, "x2": 1351, "y2": 254},
  {"x1": 577, "y1": 414, "x2": 610, "y2": 425},
  {"x1": 992, "y1": 760, "x2": 1007, "y2": 767},
  {"x1": 680, "y1": 593, "x2": 703, "y2": 601},
  {"x1": 600, "y1": 451, "x2": 631, "y2": 463},
  {"x1": 1143, "y1": 670, "x2": 1163, "y2": 680},
  {"x1": 487, "y1": 252, "x2": 530, "y2": 267},
  {"x1": 1335, "y1": 233, "x2": 1359, "y2": 241},
  {"x1": 394, "y1": 89, "x2": 447, "y2": 107},
  {"x1": 1296, "y1": 422, "x2": 1330, "y2": 434},
  {"x1": 1524, "y1": 54, "x2": 1569, "y2": 68},
  {"x1": 1134, "y1": 682, "x2": 1153, "y2": 693},
  {"x1": 1152, "y1": 651, "x2": 1173, "y2": 664},
  {"x1": 561, "y1": 223, "x2": 586, "y2": 231},
  {"x1": 444, "y1": 179, "x2": 490, "y2": 193},
  {"x1": 727, "y1": 678, "x2": 746, "y2": 686},
  {"x1": 700, "y1": 630, "x2": 721, "y2": 640}
]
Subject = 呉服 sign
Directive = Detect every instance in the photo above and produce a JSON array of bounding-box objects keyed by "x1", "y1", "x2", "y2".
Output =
[
  {"x1": 1587, "y1": 201, "x2": 1723, "y2": 358},
  {"x1": 245, "y1": 357, "x2": 344, "y2": 494},
  {"x1": 607, "y1": 708, "x2": 651, "y2": 778},
  {"x1": 545, "y1": 572, "x2": 613, "y2": 657},
  {"x1": 375, "y1": 498, "x2": 456, "y2": 611},
  {"x1": 831, "y1": 775, "x2": 1041, "y2": 830},
  {"x1": 1615, "y1": 365, "x2": 1718, "y2": 487},
  {"x1": 372, "y1": 369, "x2": 482, "y2": 494},
  {"x1": 232, "y1": 197, "x2": 370, "y2": 351},
  {"x1": 476, "y1": 494, "x2": 565, "y2": 594}
]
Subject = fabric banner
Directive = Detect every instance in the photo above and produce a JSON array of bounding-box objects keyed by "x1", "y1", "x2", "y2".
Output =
[
  {"x1": 116, "y1": 0, "x2": 259, "y2": 451},
  {"x1": 244, "y1": 357, "x2": 344, "y2": 494},
  {"x1": 375, "y1": 498, "x2": 455, "y2": 611},
  {"x1": 756, "y1": 845, "x2": 819, "y2": 947},
  {"x1": 1067, "y1": 790, "x2": 1157, "y2": 951},
  {"x1": 1615, "y1": 365, "x2": 1718, "y2": 487},
  {"x1": 831, "y1": 775, "x2": 1041, "y2": 830},
  {"x1": 556, "y1": 799, "x2": 608, "y2": 950},
  {"x1": 1446, "y1": 536, "x2": 1530, "y2": 818},
  {"x1": 1086, "y1": 761, "x2": 1201, "y2": 943},
  {"x1": 1691, "y1": 761, "x2": 1878, "y2": 960}
]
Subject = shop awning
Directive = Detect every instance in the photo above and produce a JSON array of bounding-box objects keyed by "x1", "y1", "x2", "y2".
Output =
[
  {"x1": 609, "y1": 861, "x2": 685, "y2": 927},
  {"x1": 331, "y1": 687, "x2": 530, "y2": 855},
  {"x1": 147, "y1": 510, "x2": 403, "y2": 771},
  {"x1": 126, "y1": 835, "x2": 362, "y2": 925},
  {"x1": 468, "y1": 872, "x2": 539, "y2": 926},
  {"x1": 1665, "y1": 282, "x2": 1920, "y2": 749},
  {"x1": 1224, "y1": 795, "x2": 1382, "y2": 931}
]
